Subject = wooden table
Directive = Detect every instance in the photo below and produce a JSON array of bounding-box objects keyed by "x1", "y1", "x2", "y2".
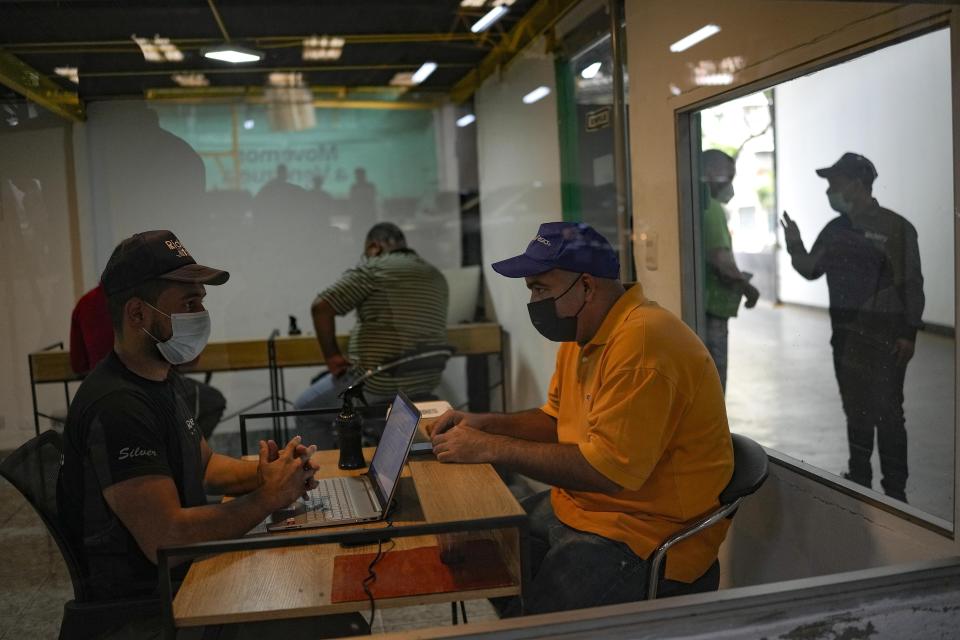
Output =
[{"x1": 160, "y1": 449, "x2": 526, "y2": 634}]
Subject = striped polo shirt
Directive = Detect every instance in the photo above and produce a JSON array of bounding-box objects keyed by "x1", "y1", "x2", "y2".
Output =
[{"x1": 319, "y1": 249, "x2": 449, "y2": 396}]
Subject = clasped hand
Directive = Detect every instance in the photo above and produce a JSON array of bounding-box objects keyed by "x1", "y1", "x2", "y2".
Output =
[{"x1": 257, "y1": 436, "x2": 320, "y2": 510}]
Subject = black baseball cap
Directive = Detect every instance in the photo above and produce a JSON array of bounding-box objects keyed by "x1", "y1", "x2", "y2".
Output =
[
  {"x1": 101, "y1": 230, "x2": 229, "y2": 296},
  {"x1": 816, "y1": 152, "x2": 878, "y2": 187},
  {"x1": 491, "y1": 222, "x2": 620, "y2": 279}
]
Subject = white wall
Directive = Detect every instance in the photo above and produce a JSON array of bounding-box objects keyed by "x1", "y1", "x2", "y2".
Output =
[
  {"x1": 475, "y1": 37, "x2": 563, "y2": 411},
  {"x1": 0, "y1": 124, "x2": 77, "y2": 449},
  {"x1": 776, "y1": 28, "x2": 954, "y2": 328}
]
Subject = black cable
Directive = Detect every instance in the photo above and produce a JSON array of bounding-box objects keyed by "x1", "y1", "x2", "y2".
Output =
[{"x1": 361, "y1": 504, "x2": 397, "y2": 629}]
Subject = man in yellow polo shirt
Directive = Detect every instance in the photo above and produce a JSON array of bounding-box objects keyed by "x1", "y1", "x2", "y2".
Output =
[{"x1": 430, "y1": 222, "x2": 733, "y2": 615}]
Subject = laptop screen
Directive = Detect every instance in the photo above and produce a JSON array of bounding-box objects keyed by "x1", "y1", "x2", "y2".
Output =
[{"x1": 368, "y1": 393, "x2": 421, "y2": 508}]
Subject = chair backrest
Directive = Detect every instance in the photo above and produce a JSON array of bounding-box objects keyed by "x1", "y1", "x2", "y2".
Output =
[
  {"x1": 719, "y1": 433, "x2": 769, "y2": 506},
  {"x1": 383, "y1": 344, "x2": 455, "y2": 377},
  {"x1": 0, "y1": 430, "x2": 88, "y2": 601},
  {"x1": 344, "y1": 345, "x2": 456, "y2": 393}
]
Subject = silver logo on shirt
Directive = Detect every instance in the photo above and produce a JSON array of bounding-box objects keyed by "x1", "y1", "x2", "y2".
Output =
[{"x1": 118, "y1": 446, "x2": 158, "y2": 461}]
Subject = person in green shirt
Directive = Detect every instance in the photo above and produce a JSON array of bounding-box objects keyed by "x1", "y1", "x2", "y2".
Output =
[{"x1": 701, "y1": 149, "x2": 759, "y2": 391}]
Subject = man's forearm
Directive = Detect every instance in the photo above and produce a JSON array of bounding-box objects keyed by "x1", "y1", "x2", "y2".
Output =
[
  {"x1": 488, "y1": 436, "x2": 618, "y2": 493},
  {"x1": 311, "y1": 300, "x2": 342, "y2": 360},
  {"x1": 149, "y1": 490, "x2": 276, "y2": 563},
  {"x1": 204, "y1": 453, "x2": 259, "y2": 495},
  {"x1": 476, "y1": 409, "x2": 557, "y2": 442}
]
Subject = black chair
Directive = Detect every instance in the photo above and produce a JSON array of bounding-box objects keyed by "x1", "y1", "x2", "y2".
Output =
[
  {"x1": 646, "y1": 433, "x2": 769, "y2": 599},
  {"x1": 0, "y1": 430, "x2": 161, "y2": 639},
  {"x1": 342, "y1": 344, "x2": 456, "y2": 401}
]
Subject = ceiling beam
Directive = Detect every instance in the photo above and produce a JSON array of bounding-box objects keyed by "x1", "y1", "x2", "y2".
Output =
[
  {"x1": 0, "y1": 48, "x2": 84, "y2": 122},
  {"x1": 144, "y1": 86, "x2": 443, "y2": 109},
  {"x1": 78, "y1": 61, "x2": 471, "y2": 79},
  {"x1": 206, "y1": 0, "x2": 232, "y2": 42},
  {"x1": 449, "y1": 0, "x2": 580, "y2": 104},
  {"x1": 5, "y1": 32, "x2": 490, "y2": 55}
]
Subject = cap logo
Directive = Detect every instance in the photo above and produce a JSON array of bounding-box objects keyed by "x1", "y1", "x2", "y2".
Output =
[
  {"x1": 165, "y1": 239, "x2": 190, "y2": 258},
  {"x1": 534, "y1": 235, "x2": 551, "y2": 247}
]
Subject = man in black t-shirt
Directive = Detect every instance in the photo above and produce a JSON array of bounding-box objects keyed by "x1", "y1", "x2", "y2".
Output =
[
  {"x1": 58, "y1": 230, "x2": 321, "y2": 607},
  {"x1": 781, "y1": 153, "x2": 924, "y2": 502}
]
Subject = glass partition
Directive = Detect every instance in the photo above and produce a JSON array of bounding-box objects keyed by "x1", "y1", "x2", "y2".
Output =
[{"x1": 691, "y1": 28, "x2": 955, "y2": 525}]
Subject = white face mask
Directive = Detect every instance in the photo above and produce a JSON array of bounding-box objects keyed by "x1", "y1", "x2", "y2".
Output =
[{"x1": 142, "y1": 302, "x2": 211, "y2": 365}]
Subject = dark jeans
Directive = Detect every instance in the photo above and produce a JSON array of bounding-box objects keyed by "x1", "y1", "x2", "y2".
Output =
[
  {"x1": 705, "y1": 314, "x2": 729, "y2": 392},
  {"x1": 497, "y1": 491, "x2": 720, "y2": 616},
  {"x1": 832, "y1": 330, "x2": 908, "y2": 501}
]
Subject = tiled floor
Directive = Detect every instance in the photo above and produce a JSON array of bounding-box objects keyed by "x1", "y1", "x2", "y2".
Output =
[
  {"x1": 726, "y1": 302, "x2": 955, "y2": 521},
  {"x1": 0, "y1": 476, "x2": 73, "y2": 640}
]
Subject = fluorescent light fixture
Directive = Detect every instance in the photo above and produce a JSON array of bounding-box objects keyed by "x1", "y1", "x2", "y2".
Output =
[
  {"x1": 303, "y1": 35, "x2": 344, "y2": 61},
  {"x1": 132, "y1": 35, "x2": 184, "y2": 62},
  {"x1": 390, "y1": 71, "x2": 415, "y2": 87},
  {"x1": 460, "y1": 0, "x2": 486, "y2": 6},
  {"x1": 669, "y1": 24, "x2": 720, "y2": 53},
  {"x1": 522, "y1": 85, "x2": 550, "y2": 104},
  {"x1": 411, "y1": 61, "x2": 437, "y2": 85},
  {"x1": 171, "y1": 73, "x2": 209, "y2": 87},
  {"x1": 268, "y1": 72, "x2": 304, "y2": 87},
  {"x1": 54, "y1": 66, "x2": 79, "y2": 84},
  {"x1": 456, "y1": 114, "x2": 476, "y2": 127},
  {"x1": 694, "y1": 72, "x2": 733, "y2": 86},
  {"x1": 471, "y1": 5, "x2": 508, "y2": 33},
  {"x1": 580, "y1": 62, "x2": 601, "y2": 79},
  {"x1": 203, "y1": 44, "x2": 262, "y2": 63},
  {"x1": 243, "y1": 119, "x2": 255, "y2": 130}
]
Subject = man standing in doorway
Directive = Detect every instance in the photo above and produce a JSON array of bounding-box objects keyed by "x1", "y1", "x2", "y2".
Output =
[
  {"x1": 701, "y1": 149, "x2": 760, "y2": 390},
  {"x1": 781, "y1": 152, "x2": 924, "y2": 502}
]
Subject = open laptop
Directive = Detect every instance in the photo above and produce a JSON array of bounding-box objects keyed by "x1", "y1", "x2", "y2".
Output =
[{"x1": 266, "y1": 392, "x2": 422, "y2": 532}]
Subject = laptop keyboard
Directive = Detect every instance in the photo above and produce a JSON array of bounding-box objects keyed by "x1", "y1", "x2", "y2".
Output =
[{"x1": 303, "y1": 477, "x2": 358, "y2": 522}]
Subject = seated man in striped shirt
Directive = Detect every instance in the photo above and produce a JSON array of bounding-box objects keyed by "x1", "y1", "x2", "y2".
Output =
[{"x1": 294, "y1": 222, "x2": 449, "y2": 445}]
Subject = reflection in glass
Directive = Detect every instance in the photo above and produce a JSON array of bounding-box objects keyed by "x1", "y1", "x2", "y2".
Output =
[{"x1": 694, "y1": 28, "x2": 954, "y2": 523}]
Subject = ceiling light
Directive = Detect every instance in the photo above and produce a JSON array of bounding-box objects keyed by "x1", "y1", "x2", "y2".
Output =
[
  {"x1": 411, "y1": 62, "x2": 437, "y2": 85},
  {"x1": 268, "y1": 72, "x2": 304, "y2": 87},
  {"x1": 171, "y1": 73, "x2": 209, "y2": 87},
  {"x1": 694, "y1": 73, "x2": 733, "y2": 86},
  {"x1": 54, "y1": 66, "x2": 79, "y2": 84},
  {"x1": 580, "y1": 62, "x2": 601, "y2": 79},
  {"x1": 303, "y1": 35, "x2": 344, "y2": 61},
  {"x1": 460, "y1": 0, "x2": 486, "y2": 6},
  {"x1": 456, "y1": 114, "x2": 476, "y2": 127},
  {"x1": 390, "y1": 72, "x2": 415, "y2": 87},
  {"x1": 522, "y1": 85, "x2": 550, "y2": 104},
  {"x1": 243, "y1": 119, "x2": 255, "y2": 130},
  {"x1": 471, "y1": 5, "x2": 508, "y2": 33},
  {"x1": 203, "y1": 44, "x2": 262, "y2": 64},
  {"x1": 669, "y1": 25, "x2": 721, "y2": 53},
  {"x1": 132, "y1": 35, "x2": 184, "y2": 62}
]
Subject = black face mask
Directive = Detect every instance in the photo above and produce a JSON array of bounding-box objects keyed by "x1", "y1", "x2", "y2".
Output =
[{"x1": 527, "y1": 274, "x2": 586, "y2": 342}]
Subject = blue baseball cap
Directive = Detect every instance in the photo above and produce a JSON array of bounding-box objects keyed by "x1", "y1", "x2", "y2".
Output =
[{"x1": 491, "y1": 222, "x2": 620, "y2": 279}]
